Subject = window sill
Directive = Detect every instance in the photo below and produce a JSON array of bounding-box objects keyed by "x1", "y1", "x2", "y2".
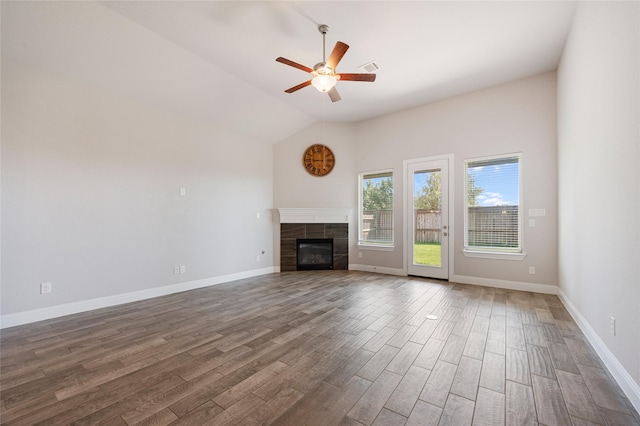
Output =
[
  {"x1": 463, "y1": 250, "x2": 526, "y2": 261},
  {"x1": 358, "y1": 243, "x2": 395, "y2": 252}
]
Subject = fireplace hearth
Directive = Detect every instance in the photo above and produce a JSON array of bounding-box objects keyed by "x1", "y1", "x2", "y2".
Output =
[{"x1": 297, "y1": 239, "x2": 333, "y2": 270}]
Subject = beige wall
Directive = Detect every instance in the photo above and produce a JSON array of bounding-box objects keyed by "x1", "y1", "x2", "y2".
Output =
[
  {"x1": 273, "y1": 73, "x2": 559, "y2": 290},
  {"x1": 355, "y1": 73, "x2": 558, "y2": 287},
  {"x1": 1, "y1": 62, "x2": 275, "y2": 315},
  {"x1": 557, "y1": 1, "x2": 640, "y2": 389},
  {"x1": 273, "y1": 122, "x2": 360, "y2": 261}
]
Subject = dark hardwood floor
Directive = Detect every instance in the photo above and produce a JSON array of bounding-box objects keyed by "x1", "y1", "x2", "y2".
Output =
[{"x1": 1, "y1": 271, "x2": 638, "y2": 425}]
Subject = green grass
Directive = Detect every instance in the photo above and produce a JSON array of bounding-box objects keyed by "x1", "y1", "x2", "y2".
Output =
[{"x1": 414, "y1": 242, "x2": 441, "y2": 266}]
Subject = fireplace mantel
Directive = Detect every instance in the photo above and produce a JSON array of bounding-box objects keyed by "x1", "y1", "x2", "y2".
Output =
[{"x1": 277, "y1": 208, "x2": 351, "y2": 224}]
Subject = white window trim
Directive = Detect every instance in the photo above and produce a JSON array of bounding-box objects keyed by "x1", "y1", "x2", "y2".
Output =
[
  {"x1": 357, "y1": 243, "x2": 395, "y2": 251},
  {"x1": 462, "y1": 250, "x2": 527, "y2": 261},
  {"x1": 463, "y1": 152, "x2": 524, "y2": 259},
  {"x1": 358, "y1": 169, "x2": 394, "y2": 248}
]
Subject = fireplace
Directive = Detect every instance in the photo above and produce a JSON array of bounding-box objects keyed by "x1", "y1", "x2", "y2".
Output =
[
  {"x1": 278, "y1": 208, "x2": 350, "y2": 272},
  {"x1": 297, "y1": 239, "x2": 333, "y2": 270}
]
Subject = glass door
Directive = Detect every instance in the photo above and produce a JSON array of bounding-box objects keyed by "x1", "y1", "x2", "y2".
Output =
[{"x1": 407, "y1": 158, "x2": 449, "y2": 279}]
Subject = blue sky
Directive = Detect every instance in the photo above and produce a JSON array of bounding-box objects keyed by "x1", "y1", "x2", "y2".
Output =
[
  {"x1": 469, "y1": 163, "x2": 519, "y2": 206},
  {"x1": 413, "y1": 163, "x2": 519, "y2": 206}
]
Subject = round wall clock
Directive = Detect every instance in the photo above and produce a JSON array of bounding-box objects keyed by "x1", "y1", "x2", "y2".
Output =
[{"x1": 302, "y1": 144, "x2": 335, "y2": 177}]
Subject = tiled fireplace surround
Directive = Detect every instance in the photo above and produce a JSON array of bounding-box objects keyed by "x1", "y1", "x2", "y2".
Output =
[{"x1": 278, "y1": 208, "x2": 350, "y2": 272}]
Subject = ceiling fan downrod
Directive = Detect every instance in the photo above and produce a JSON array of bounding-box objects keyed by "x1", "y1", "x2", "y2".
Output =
[{"x1": 318, "y1": 24, "x2": 329, "y2": 63}]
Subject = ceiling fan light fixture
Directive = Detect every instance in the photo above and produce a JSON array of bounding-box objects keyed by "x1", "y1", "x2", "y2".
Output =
[
  {"x1": 311, "y1": 70, "x2": 337, "y2": 93},
  {"x1": 311, "y1": 74, "x2": 337, "y2": 92},
  {"x1": 311, "y1": 63, "x2": 337, "y2": 92}
]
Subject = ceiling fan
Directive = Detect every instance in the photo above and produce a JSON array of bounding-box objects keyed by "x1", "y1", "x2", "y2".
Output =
[{"x1": 276, "y1": 24, "x2": 376, "y2": 102}]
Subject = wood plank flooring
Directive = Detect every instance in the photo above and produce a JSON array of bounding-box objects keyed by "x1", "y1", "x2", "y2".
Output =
[{"x1": 1, "y1": 271, "x2": 639, "y2": 425}]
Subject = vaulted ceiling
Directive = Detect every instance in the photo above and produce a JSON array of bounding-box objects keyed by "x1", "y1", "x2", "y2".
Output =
[{"x1": 1, "y1": 1, "x2": 577, "y2": 144}]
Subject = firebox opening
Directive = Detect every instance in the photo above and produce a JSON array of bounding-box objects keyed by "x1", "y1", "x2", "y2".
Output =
[{"x1": 296, "y1": 238, "x2": 334, "y2": 270}]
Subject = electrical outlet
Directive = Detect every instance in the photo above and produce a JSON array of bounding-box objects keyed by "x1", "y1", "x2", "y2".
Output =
[
  {"x1": 173, "y1": 266, "x2": 180, "y2": 275},
  {"x1": 610, "y1": 316, "x2": 616, "y2": 336},
  {"x1": 256, "y1": 255, "x2": 261, "y2": 262},
  {"x1": 529, "y1": 266, "x2": 536, "y2": 275},
  {"x1": 180, "y1": 265, "x2": 186, "y2": 274},
  {"x1": 358, "y1": 252, "x2": 363, "y2": 258},
  {"x1": 40, "y1": 282, "x2": 52, "y2": 294}
]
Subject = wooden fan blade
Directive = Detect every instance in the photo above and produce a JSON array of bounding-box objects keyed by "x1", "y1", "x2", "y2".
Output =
[
  {"x1": 328, "y1": 87, "x2": 341, "y2": 103},
  {"x1": 326, "y1": 41, "x2": 349, "y2": 70},
  {"x1": 285, "y1": 80, "x2": 312, "y2": 93},
  {"x1": 276, "y1": 57, "x2": 313, "y2": 73},
  {"x1": 338, "y1": 73, "x2": 376, "y2": 82}
]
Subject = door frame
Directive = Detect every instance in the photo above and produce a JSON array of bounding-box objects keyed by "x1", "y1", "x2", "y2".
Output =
[{"x1": 403, "y1": 154, "x2": 455, "y2": 279}]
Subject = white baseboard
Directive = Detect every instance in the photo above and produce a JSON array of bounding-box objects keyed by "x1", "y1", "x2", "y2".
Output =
[
  {"x1": 452, "y1": 274, "x2": 558, "y2": 294},
  {"x1": 349, "y1": 264, "x2": 407, "y2": 276},
  {"x1": 345, "y1": 267, "x2": 559, "y2": 295},
  {"x1": 557, "y1": 288, "x2": 640, "y2": 414},
  {"x1": 0, "y1": 267, "x2": 277, "y2": 329}
]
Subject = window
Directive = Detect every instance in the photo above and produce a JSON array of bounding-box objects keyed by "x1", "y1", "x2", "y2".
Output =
[
  {"x1": 464, "y1": 153, "x2": 522, "y2": 255},
  {"x1": 358, "y1": 170, "x2": 394, "y2": 247}
]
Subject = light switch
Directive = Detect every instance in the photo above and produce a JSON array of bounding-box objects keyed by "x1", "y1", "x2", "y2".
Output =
[{"x1": 179, "y1": 187, "x2": 186, "y2": 197}]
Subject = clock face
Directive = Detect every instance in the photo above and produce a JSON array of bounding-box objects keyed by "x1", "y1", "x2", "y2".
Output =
[{"x1": 303, "y1": 144, "x2": 335, "y2": 177}]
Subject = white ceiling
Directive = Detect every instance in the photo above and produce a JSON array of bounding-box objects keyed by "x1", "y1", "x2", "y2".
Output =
[{"x1": 1, "y1": 1, "x2": 577, "y2": 144}]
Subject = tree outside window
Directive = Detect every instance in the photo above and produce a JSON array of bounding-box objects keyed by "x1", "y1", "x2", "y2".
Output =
[{"x1": 359, "y1": 171, "x2": 393, "y2": 245}]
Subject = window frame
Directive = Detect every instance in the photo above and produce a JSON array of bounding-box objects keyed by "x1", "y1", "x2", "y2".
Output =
[
  {"x1": 358, "y1": 169, "x2": 395, "y2": 249},
  {"x1": 463, "y1": 153, "x2": 525, "y2": 260}
]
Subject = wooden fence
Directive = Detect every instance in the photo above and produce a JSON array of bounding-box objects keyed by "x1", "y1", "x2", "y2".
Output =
[
  {"x1": 467, "y1": 205, "x2": 519, "y2": 247},
  {"x1": 362, "y1": 209, "x2": 393, "y2": 242},
  {"x1": 362, "y1": 209, "x2": 442, "y2": 243},
  {"x1": 414, "y1": 209, "x2": 442, "y2": 243},
  {"x1": 363, "y1": 206, "x2": 518, "y2": 246}
]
